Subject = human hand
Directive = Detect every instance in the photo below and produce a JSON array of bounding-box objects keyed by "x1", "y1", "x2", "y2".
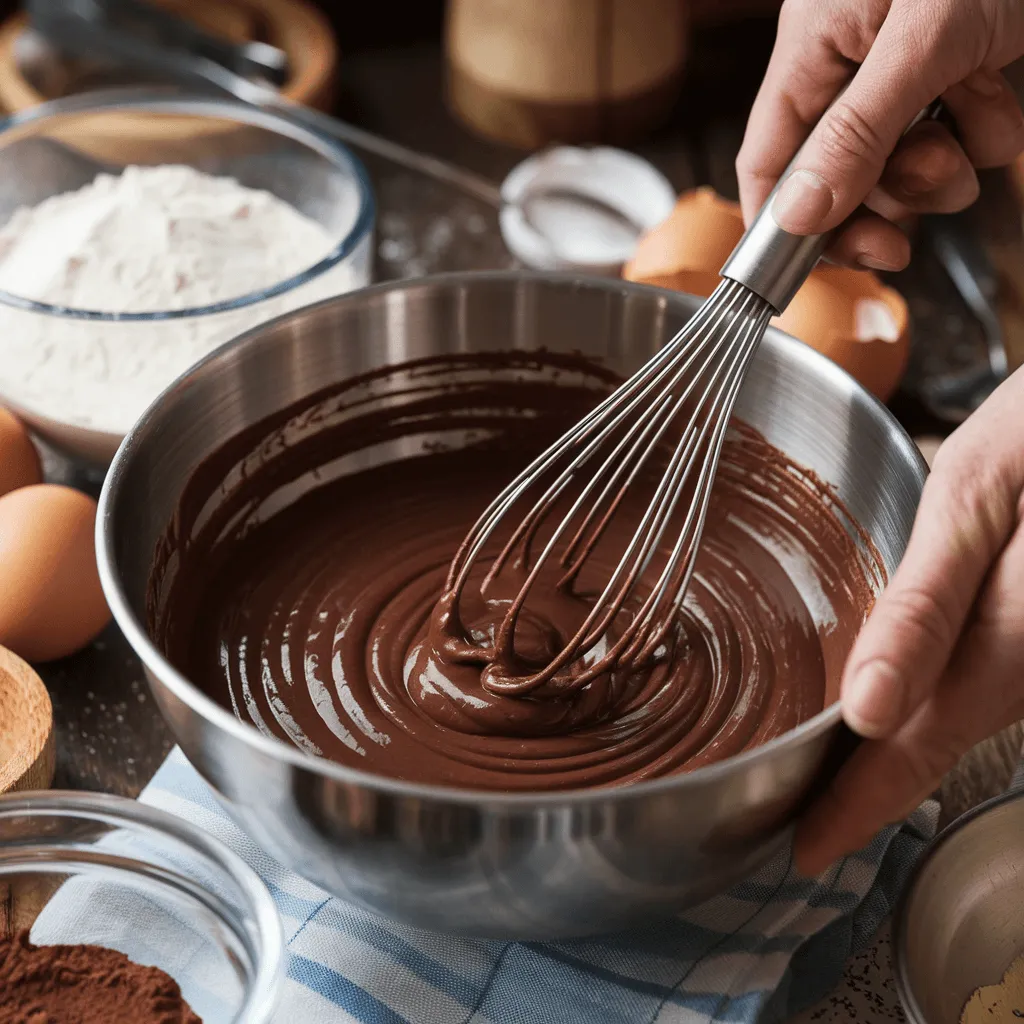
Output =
[
  {"x1": 795, "y1": 365, "x2": 1024, "y2": 875},
  {"x1": 736, "y1": 0, "x2": 1024, "y2": 271}
]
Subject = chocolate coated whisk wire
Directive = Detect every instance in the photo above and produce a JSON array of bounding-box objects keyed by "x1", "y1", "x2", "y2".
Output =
[
  {"x1": 443, "y1": 280, "x2": 773, "y2": 694},
  {"x1": 442, "y1": 99, "x2": 941, "y2": 694}
]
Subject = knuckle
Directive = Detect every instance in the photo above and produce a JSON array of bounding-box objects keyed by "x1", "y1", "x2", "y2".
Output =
[
  {"x1": 734, "y1": 143, "x2": 755, "y2": 177},
  {"x1": 930, "y1": 449, "x2": 1015, "y2": 552},
  {"x1": 816, "y1": 101, "x2": 890, "y2": 171},
  {"x1": 882, "y1": 584, "x2": 959, "y2": 653}
]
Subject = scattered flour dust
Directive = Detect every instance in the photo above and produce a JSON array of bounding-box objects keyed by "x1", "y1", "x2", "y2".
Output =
[{"x1": 0, "y1": 164, "x2": 365, "y2": 433}]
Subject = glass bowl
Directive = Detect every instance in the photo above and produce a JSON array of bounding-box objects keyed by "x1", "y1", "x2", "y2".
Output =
[
  {"x1": 0, "y1": 88, "x2": 375, "y2": 466},
  {"x1": 0, "y1": 789, "x2": 283, "y2": 1024}
]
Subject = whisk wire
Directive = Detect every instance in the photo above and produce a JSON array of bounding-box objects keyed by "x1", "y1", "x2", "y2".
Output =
[
  {"x1": 445, "y1": 281, "x2": 738, "y2": 599},
  {"x1": 450, "y1": 279, "x2": 775, "y2": 693},
  {"x1": 487, "y1": 283, "x2": 757, "y2": 690}
]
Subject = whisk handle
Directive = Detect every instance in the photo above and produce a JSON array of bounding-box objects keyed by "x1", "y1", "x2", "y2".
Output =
[{"x1": 721, "y1": 97, "x2": 944, "y2": 312}]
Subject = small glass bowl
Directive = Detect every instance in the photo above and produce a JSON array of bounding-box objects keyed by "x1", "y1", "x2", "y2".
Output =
[
  {"x1": 0, "y1": 790, "x2": 283, "y2": 1024},
  {"x1": 0, "y1": 89, "x2": 375, "y2": 465}
]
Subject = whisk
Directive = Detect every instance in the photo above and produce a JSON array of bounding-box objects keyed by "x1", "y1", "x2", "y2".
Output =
[{"x1": 441, "y1": 100, "x2": 942, "y2": 696}]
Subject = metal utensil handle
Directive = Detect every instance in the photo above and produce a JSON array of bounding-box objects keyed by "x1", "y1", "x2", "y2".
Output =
[
  {"x1": 721, "y1": 97, "x2": 943, "y2": 312},
  {"x1": 26, "y1": 2, "x2": 508, "y2": 209},
  {"x1": 264, "y1": 94, "x2": 505, "y2": 207},
  {"x1": 927, "y1": 211, "x2": 1009, "y2": 377}
]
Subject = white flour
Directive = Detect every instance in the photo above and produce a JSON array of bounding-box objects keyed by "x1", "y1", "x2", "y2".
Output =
[{"x1": 0, "y1": 164, "x2": 366, "y2": 433}]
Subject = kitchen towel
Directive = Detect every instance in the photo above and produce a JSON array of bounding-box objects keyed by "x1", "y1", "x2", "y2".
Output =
[{"x1": 33, "y1": 747, "x2": 938, "y2": 1024}]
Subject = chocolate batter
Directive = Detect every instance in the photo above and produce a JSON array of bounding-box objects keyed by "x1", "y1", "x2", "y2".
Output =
[{"x1": 152, "y1": 351, "x2": 883, "y2": 792}]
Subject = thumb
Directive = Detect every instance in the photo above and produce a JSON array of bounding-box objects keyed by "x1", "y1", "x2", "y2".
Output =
[
  {"x1": 770, "y1": 16, "x2": 950, "y2": 236},
  {"x1": 841, "y1": 455, "x2": 1015, "y2": 739}
]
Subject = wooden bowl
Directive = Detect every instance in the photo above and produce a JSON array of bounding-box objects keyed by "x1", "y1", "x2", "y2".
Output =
[
  {"x1": 0, "y1": 0, "x2": 338, "y2": 164},
  {"x1": 0, "y1": 643, "x2": 54, "y2": 794}
]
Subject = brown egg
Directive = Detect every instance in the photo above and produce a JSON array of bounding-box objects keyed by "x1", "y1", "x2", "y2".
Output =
[
  {"x1": 0, "y1": 485, "x2": 110, "y2": 662},
  {"x1": 0, "y1": 408, "x2": 41, "y2": 498},
  {"x1": 624, "y1": 187, "x2": 745, "y2": 283},
  {"x1": 771, "y1": 266, "x2": 910, "y2": 402}
]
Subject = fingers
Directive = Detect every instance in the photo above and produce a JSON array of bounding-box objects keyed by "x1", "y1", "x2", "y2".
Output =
[
  {"x1": 840, "y1": 437, "x2": 1016, "y2": 741},
  {"x1": 735, "y1": 1, "x2": 857, "y2": 223},
  {"x1": 868, "y1": 122, "x2": 979, "y2": 217},
  {"x1": 824, "y1": 213, "x2": 911, "y2": 271},
  {"x1": 796, "y1": 521, "x2": 1024, "y2": 877},
  {"x1": 823, "y1": 123, "x2": 979, "y2": 269},
  {"x1": 943, "y1": 69, "x2": 1024, "y2": 169},
  {"x1": 766, "y1": 9, "x2": 955, "y2": 236},
  {"x1": 796, "y1": 370, "x2": 1024, "y2": 876}
]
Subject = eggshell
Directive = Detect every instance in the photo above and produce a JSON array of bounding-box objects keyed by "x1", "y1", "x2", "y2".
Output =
[
  {"x1": 624, "y1": 187, "x2": 745, "y2": 283},
  {"x1": 0, "y1": 408, "x2": 41, "y2": 498},
  {"x1": 0, "y1": 485, "x2": 110, "y2": 662},
  {"x1": 631, "y1": 268, "x2": 723, "y2": 300},
  {"x1": 771, "y1": 266, "x2": 910, "y2": 402}
]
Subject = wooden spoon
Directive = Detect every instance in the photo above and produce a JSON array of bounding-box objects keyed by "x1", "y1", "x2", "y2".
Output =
[{"x1": 0, "y1": 643, "x2": 54, "y2": 795}]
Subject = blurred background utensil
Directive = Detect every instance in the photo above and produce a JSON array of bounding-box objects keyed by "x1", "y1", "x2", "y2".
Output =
[
  {"x1": 25, "y1": 0, "x2": 655, "y2": 255},
  {"x1": 29, "y1": 0, "x2": 290, "y2": 86},
  {"x1": 894, "y1": 788, "x2": 1024, "y2": 1024},
  {"x1": 919, "y1": 210, "x2": 1009, "y2": 422}
]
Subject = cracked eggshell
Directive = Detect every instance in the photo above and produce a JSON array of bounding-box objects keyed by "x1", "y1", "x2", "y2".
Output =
[
  {"x1": 624, "y1": 187, "x2": 744, "y2": 283},
  {"x1": 624, "y1": 187, "x2": 911, "y2": 402},
  {"x1": 771, "y1": 266, "x2": 910, "y2": 402}
]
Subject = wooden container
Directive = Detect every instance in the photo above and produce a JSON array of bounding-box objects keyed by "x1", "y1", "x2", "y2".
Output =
[
  {"x1": 0, "y1": 0, "x2": 338, "y2": 165},
  {"x1": 0, "y1": 643, "x2": 54, "y2": 796},
  {"x1": 445, "y1": 0, "x2": 687, "y2": 149}
]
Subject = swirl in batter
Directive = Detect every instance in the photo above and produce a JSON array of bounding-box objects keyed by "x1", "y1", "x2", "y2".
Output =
[{"x1": 152, "y1": 352, "x2": 883, "y2": 791}]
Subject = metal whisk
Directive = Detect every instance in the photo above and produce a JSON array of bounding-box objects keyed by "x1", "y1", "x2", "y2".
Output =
[{"x1": 442, "y1": 102, "x2": 940, "y2": 695}]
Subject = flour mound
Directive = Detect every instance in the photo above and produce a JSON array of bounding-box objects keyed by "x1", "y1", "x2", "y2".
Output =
[{"x1": 0, "y1": 164, "x2": 363, "y2": 433}]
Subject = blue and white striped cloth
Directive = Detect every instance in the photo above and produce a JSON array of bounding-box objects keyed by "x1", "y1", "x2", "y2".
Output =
[{"x1": 35, "y1": 747, "x2": 938, "y2": 1024}]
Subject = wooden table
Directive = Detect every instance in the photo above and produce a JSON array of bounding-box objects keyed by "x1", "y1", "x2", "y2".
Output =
[{"x1": 36, "y1": 21, "x2": 1024, "y2": 1021}]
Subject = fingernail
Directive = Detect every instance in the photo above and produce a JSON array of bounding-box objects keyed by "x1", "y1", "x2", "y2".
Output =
[
  {"x1": 962, "y1": 69, "x2": 1003, "y2": 98},
  {"x1": 856, "y1": 253, "x2": 900, "y2": 272},
  {"x1": 771, "y1": 169, "x2": 835, "y2": 234},
  {"x1": 843, "y1": 661, "x2": 903, "y2": 738}
]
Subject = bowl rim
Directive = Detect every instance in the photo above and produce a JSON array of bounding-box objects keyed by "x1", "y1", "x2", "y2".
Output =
[
  {"x1": 0, "y1": 787, "x2": 284, "y2": 1023},
  {"x1": 0, "y1": 87, "x2": 375, "y2": 321},
  {"x1": 891, "y1": 786, "x2": 1024, "y2": 1024},
  {"x1": 97, "y1": 268, "x2": 928, "y2": 808}
]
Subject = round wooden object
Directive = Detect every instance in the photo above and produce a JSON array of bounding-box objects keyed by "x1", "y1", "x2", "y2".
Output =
[
  {"x1": 0, "y1": 0, "x2": 338, "y2": 164},
  {"x1": 0, "y1": 644, "x2": 54, "y2": 795},
  {"x1": 445, "y1": 0, "x2": 687, "y2": 148}
]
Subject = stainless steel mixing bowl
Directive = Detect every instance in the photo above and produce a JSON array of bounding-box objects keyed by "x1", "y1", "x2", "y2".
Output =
[
  {"x1": 97, "y1": 271, "x2": 926, "y2": 939},
  {"x1": 894, "y1": 790, "x2": 1024, "y2": 1024}
]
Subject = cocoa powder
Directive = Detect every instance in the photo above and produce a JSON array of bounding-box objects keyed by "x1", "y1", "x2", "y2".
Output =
[{"x1": 0, "y1": 930, "x2": 201, "y2": 1024}]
